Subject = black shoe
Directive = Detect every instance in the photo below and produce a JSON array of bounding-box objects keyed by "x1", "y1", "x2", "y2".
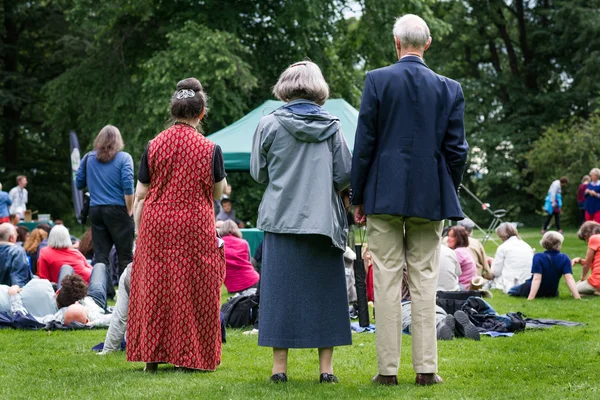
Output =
[
  {"x1": 436, "y1": 314, "x2": 455, "y2": 340},
  {"x1": 270, "y1": 373, "x2": 288, "y2": 383},
  {"x1": 320, "y1": 373, "x2": 339, "y2": 383},
  {"x1": 454, "y1": 310, "x2": 480, "y2": 341}
]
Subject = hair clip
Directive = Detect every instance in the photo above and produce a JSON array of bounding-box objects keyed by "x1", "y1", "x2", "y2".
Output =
[{"x1": 175, "y1": 89, "x2": 196, "y2": 99}]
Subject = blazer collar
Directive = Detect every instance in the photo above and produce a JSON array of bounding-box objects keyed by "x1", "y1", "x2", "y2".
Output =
[{"x1": 397, "y1": 55, "x2": 429, "y2": 69}]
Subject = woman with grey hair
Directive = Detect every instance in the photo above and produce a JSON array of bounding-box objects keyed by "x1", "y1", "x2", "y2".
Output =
[
  {"x1": 584, "y1": 168, "x2": 600, "y2": 223},
  {"x1": 508, "y1": 231, "x2": 580, "y2": 299},
  {"x1": 489, "y1": 223, "x2": 533, "y2": 293},
  {"x1": 251, "y1": 60, "x2": 352, "y2": 384},
  {"x1": 38, "y1": 225, "x2": 93, "y2": 284}
]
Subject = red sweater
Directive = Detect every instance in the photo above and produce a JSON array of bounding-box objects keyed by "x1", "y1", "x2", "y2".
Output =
[
  {"x1": 38, "y1": 247, "x2": 93, "y2": 284},
  {"x1": 222, "y1": 235, "x2": 259, "y2": 293}
]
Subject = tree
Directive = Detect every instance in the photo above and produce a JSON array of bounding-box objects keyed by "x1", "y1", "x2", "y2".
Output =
[{"x1": 526, "y1": 113, "x2": 600, "y2": 226}]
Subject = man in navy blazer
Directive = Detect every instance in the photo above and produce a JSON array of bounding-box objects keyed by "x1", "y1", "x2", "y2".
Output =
[{"x1": 351, "y1": 14, "x2": 468, "y2": 386}]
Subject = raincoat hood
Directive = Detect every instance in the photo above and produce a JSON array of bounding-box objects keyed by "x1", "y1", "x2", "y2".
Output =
[{"x1": 273, "y1": 99, "x2": 341, "y2": 143}]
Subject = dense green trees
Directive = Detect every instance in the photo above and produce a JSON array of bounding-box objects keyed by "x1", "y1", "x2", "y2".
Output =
[{"x1": 2, "y1": 0, "x2": 599, "y2": 226}]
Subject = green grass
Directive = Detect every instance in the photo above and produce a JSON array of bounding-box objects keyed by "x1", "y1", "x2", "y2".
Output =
[{"x1": 1, "y1": 229, "x2": 598, "y2": 399}]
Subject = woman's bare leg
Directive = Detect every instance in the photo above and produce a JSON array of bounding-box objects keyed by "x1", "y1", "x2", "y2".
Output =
[
  {"x1": 272, "y1": 348, "x2": 289, "y2": 374},
  {"x1": 318, "y1": 347, "x2": 334, "y2": 374}
]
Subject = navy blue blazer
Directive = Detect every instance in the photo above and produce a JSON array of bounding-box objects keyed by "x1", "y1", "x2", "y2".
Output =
[{"x1": 351, "y1": 56, "x2": 468, "y2": 221}]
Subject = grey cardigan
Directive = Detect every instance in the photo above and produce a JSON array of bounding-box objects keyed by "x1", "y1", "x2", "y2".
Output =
[{"x1": 250, "y1": 100, "x2": 352, "y2": 250}]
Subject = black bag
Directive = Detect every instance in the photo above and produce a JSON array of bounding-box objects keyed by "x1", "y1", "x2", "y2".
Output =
[
  {"x1": 220, "y1": 294, "x2": 259, "y2": 328},
  {"x1": 78, "y1": 153, "x2": 91, "y2": 225},
  {"x1": 506, "y1": 312, "x2": 526, "y2": 333},
  {"x1": 436, "y1": 290, "x2": 483, "y2": 315}
]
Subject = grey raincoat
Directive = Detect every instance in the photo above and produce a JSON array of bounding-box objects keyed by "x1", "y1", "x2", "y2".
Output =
[{"x1": 250, "y1": 99, "x2": 352, "y2": 250}]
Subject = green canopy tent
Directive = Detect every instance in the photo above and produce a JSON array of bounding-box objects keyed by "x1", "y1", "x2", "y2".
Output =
[{"x1": 209, "y1": 99, "x2": 359, "y2": 171}]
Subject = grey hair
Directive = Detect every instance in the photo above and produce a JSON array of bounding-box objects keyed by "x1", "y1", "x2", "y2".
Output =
[
  {"x1": 590, "y1": 168, "x2": 600, "y2": 179},
  {"x1": 457, "y1": 218, "x2": 475, "y2": 233},
  {"x1": 0, "y1": 223, "x2": 16, "y2": 242},
  {"x1": 48, "y1": 225, "x2": 73, "y2": 249},
  {"x1": 393, "y1": 14, "x2": 431, "y2": 50},
  {"x1": 219, "y1": 220, "x2": 242, "y2": 239},
  {"x1": 273, "y1": 61, "x2": 329, "y2": 106},
  {"x1": 540, "y1": 231, "x2": 564, "y2": 251},
  {"x1": 496, "y1": 222, "x2": 520, "y2": 241}
]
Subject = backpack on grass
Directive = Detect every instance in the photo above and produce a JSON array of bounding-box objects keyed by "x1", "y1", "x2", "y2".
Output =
[{"x1": 220, "y1": 294, "x2": 259, "y2": 328}]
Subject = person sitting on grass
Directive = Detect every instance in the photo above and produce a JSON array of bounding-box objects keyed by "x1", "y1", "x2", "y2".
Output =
[
  {"x1": 0, "y1": 223, "x2": 31, "y2": 287},
  {"x1": 98, "y1": 264, "x2": 131, "y2": 354},
  {"x1": 437, "y1": 242, "x2": 461, "y2": 292},
  {"x1": 220, "y1": 220, "x2": 259, "y2": 295},
  {"x1": 216, "y1": 198, "x2": 244, "y2": 228},
  {"x1": 16, "y1": 226, "x2": 29, "y2": 246},
  {"x1": 508, "y1": 231, "x2": 580, "y2": 300},
  {"x1": 446, "y1": 226, "x2": 476, "y2": 290},
  {"x1": 23, "y1": 228, "x2": 48, "y2": 274},
  {"x1": 457, "y1": 218, "x2": 492, "y2": 278},
  {"x1": 0, "y1": 264, "x2": 109, "y2": 325},
  {"x1": 37, "y1": 225, "x2": 93, "y2": 284},
  {"x1": 572, "y1": 221, "x2": 600, "y2": 296},
  {"x1": 489, "y1": 223, "x2": 533, "y2": 293}
]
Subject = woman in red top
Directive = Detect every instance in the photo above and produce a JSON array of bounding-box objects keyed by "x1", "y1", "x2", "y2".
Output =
[
  {"x1": 127, "y1": 78, "x2": 227, "y2": 372},
  {"x1": 38, "y1": 225, "x2": 92, "y2": 283},
  {"x1": 220, "y1": 220, "x2": 259, "y2": 294}
]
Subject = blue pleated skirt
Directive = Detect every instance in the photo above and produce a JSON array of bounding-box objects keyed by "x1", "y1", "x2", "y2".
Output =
[{"x1": 258, "y1": 233, "x2": 352, "y2": 348}]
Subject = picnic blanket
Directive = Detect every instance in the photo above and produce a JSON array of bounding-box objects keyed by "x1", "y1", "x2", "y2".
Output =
[{"x1": 0, "y1": 311, "x2": 96, "y2": 330}]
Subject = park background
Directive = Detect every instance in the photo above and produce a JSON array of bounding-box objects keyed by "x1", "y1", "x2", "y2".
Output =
[
  {"x1": 2, "y1": 0, "x2": 600, "y2": 228},
  {"x1": 2, "y1": 2, "x2": 600, "y2": 398}
]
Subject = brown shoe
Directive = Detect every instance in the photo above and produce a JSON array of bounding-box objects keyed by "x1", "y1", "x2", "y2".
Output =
[
  {"x1": 372, "y1": 374, "x2": 398, "y2": 385},
  {"x1": 415, "y1": 373, "x2": 444, "y2": 386}
]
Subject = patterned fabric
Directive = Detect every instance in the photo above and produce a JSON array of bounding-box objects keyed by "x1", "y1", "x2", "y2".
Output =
[{"x1": 127, "y1": 124, "x2": 226, "y2": 370}]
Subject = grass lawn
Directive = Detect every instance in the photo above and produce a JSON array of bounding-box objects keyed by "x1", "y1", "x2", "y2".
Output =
[{"x1": 1, "y1": 228, "x2": 598, "y2": 399}]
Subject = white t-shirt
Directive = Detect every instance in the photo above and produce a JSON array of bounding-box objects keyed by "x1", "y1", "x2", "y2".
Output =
[
  {"x1": 8, "y1": 187, "x2": 28, "y2": 217},
  {"x1": 437, "y1": 244, "x2": 461, "y2": 291}
]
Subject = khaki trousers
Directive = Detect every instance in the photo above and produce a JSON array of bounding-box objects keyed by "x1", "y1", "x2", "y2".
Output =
[{"x1": 367, "y1": 214, "x2": 443, "y2": 375}]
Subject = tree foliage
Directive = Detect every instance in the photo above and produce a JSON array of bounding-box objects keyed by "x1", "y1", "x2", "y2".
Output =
[{"x1": 2, "y1": 0, "x2": 600, "y2": 226}]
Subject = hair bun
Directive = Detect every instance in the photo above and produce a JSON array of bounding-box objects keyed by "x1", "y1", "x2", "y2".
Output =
[{"x1": 176, "y1": 78, "x2": 203, "y2": 92}]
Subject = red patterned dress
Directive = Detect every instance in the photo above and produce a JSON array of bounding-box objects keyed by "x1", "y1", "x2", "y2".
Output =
[{"x1": 127, "y1": 124, "x2": 226, "y2": 370}]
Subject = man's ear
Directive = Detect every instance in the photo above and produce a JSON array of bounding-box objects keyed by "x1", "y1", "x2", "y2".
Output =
[
  {"x1": 394, "y1": 37, "x2": 401, "y2": 53},
  {"x1": 424, "y1": 37, "x2": 432, "y2": 52}
]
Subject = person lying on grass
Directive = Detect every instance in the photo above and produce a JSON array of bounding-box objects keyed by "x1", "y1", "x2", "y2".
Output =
[
  {"x1": 508, "y1": 231, "x2": 580, "y2": 300},
  {"x1": 572, "y1": 221, "x2": 600, "y2": 296},
  {"x1": 0, "y1": 265, "x2": 111, "y2": 326}
]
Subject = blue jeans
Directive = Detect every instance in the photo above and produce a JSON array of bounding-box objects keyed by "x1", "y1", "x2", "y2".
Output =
[{"x1": 57, "y1": 263, "x2": 108, "y2": 309}]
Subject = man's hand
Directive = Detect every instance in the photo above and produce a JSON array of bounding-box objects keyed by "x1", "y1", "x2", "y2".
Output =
[
  {"x1": 354, "y1": 205, "x2": 366, "y2": 226},
  {"x1": 8, "y1": 285, "x2": 22, "y2": 296}
]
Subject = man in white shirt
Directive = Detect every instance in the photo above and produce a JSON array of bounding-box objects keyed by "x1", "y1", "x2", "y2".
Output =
[{"x1": 8, "y1": 176, "x2": 28, "y2": 219}]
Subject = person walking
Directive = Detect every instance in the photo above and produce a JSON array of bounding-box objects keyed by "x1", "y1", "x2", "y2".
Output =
[
  {"x1": 127, "y1": 78, "x2": 227, "y2": 372},
  {"x1": 351, "y1": 14, "x2": 468, "y2": 386},
  {"x1": 584, "y1": 168, "x2": 600, "y2": 223},
  {"x1": 76, "y1": 125, "x2": 135, "y2": 298},
  {"x1": 251, "y1": 61, "x2": 353, "y2": 384},
  {"x1": 542, "y1": 177, "x2": 568, "y2": 233}
]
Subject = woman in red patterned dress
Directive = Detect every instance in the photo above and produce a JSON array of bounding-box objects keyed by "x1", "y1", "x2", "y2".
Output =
[{"x1": 127, "y1": 78, "x2": 227, "y2": 372}]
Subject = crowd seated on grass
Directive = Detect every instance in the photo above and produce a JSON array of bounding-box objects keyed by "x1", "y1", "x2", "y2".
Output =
[
  {"x1": 572, "y1": 221, "x2": 600, "y2": 295},
  {"x1": 508, "y1": 231, "x2": 580, "y2": 300},
  {"x1": 489, "y1": 223, "x2": 533, "y2": 293},
  {"x1": 23, "y1": 228, "x2": 48, "y2": 274},
  {"x1": 0, "y1": 223, "x2": 30, "y2": 287},
  {"x1": 446, "y1": 226, "x2": 477, "y2": 290},
  {"x1": 0, "y1": 265, "x2": 110, "y2": 326},
  {"x1": 220, "y1": 220, "x2": 259, "y2": 295},
  {"x1": 37, "y1": 225, "x2": 93, "y2": 284}
]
